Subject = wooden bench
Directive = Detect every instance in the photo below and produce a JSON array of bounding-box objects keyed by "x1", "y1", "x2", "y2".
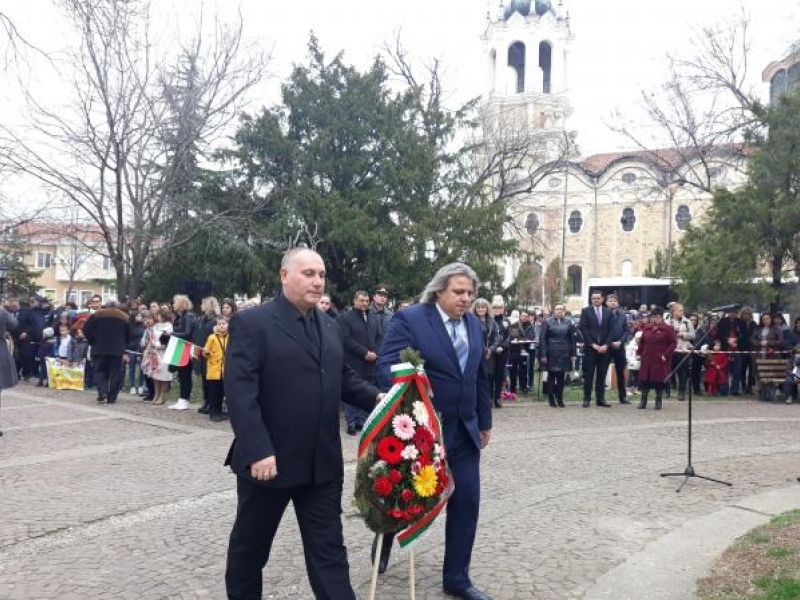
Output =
[{"x1": 754, "y1": 357, "x2": 792, "y2": 401}]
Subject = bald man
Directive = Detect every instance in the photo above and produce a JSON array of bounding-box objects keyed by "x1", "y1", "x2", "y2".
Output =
[{"x1": 224, "y1": 248, "x2": 383, "y2": 600}]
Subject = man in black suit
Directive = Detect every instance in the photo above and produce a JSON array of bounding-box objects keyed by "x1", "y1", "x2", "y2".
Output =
[
  {"x1": 578, "y1": 291, "x2": 613, "y2": 407},
  {"x1": 223, "y1": 248, "x2": 383, "y2": 600},
  {"x1": 338, "y1": 290, "x2": 380, "y2": 435},
  {"x1": 606, "y1": 294, "x2": 631, "y2": 404}
]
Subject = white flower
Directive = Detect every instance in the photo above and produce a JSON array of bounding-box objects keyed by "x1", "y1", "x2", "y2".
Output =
[
  {"x1": 412, "y1": 401, "x2": 429, "y2": 426},
  {"x1": 433, "y1": 443, "x2": 445, "y2": 460},
  {"x1": 369, "y1": 460, "x2": 388, "y2": 477},
  {"x1": 392, "y1": 414, "x2": 416, "y2": 440},
  {"x1": 401, "y1": 445, "x2": 419, "y2": 461}
]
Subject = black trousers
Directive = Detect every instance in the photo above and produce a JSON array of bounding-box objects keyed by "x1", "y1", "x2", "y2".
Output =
[
  {"x1": 226, "y1": 476, "x2": 355, "y2": 600},
  {"x1": 176, "y1": 363, "x2": 193, "y2": 399},
  {"x1": 207, "y1": 379, "x2": 224, "y2": 415},
  {"x1": 547, "y1": 370, "x2": 566, "y2": 401},
  {"x1": 93, "y1": 354, "x2": 123, "y2": 402},
  {"x1": 490, "y1": 353, "x2": 506, "y2": 401},
  {"x1": 582, "y1": 348, "x2": 610, "y2": 401},
  {"x1": 670, "y1": 352, "x2": 690, "y2": 396},
  {"x1": 509, "y1": 354, "x2": 528, "y2": 392},
  {"x1": 608, "y1": 348, "x2": 627, "y2": 402}
]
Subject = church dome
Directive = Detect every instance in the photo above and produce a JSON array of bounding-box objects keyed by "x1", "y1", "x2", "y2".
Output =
[
  {"x1": 534, "y1": 0, "x2": 553, "y2": 15},
  {"x1": 503, "y1": 0, "x2": 531, "y2": 20}
]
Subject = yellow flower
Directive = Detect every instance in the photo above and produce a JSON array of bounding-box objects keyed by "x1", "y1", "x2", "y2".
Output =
[{"x1": 412, "y1": 465, "x2": 438, "y2": 498}]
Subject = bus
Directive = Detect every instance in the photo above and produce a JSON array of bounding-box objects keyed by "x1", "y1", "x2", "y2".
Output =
[{"x1": 581, "y1": 277, "x2": 676, "y2": 310}]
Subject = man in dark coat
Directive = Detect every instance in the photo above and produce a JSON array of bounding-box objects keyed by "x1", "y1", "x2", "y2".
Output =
[
  {"x1": 578, "y1": 291, "x2": 613, "y2": 407},
  {"x1": 82, "y1": 301, "x2": 131, "y2": 404},
  {"x1": 375, "y1": 262, "x2": 494, "y2": 600},
  {"x1": 606, "y1": 294, "x2": 631, "y2": 404},
  {"x1": 369, "y1": 284, "x2": 393, "y2": 345},
  {"x1": 338, "y1": 290, "x2": 381, "y2": 435},
  {"x1": 223, "y1": 248, "x2": 382, "y2": 600}
]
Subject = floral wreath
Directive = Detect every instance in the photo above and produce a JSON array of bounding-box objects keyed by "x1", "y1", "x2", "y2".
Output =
[{"x1": 354, "y1": 348, "x2": 453, "y2": 548}]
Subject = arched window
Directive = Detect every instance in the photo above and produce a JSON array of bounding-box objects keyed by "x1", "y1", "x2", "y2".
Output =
[
  {"x1": 525, "y1": 213, "x2": 539, "y2": 235},
  {"x1": 568, "y1": 210, "x2": 583, "y2": 234},
  {"x1": 567, "y1": 265, "x2": 582, "y2": 295},
  {"x1": 675, "y1": 205, "x2": 692, "y2": 230},
  {"x1": 508, "y1": 42, "x2": 526, "y2": 94},
  {"x1": 620, "y1": 207, "x2": 636, "y2": 232},
  {"x1": 539, "y1": 41, "x2": 552, "y2": 94},
  {"x1": 621, "y1": 260, "x2": 633, "y2": 278}
]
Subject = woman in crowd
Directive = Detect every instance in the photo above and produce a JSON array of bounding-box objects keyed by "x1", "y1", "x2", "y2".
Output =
[
  {"x1": 141, "y1": 307, "x2": 173, "y2": 405},
  {"x1": 220, "y1": 298, "x2": 238, "y2": 321},
  {"x1": 637, "y1": 306, "x2": 677, "y2": 410},
  {"x1": 688, "y1": 313, "x2": 706, "y2": 396},
  {"x1": 538, "y1": 303, "x2": 576, "y2": 407},
  {"x1": 166, "y1": 295, "x2": 196, "y2": 411},
  {"x1": 472, "y1": 298, "x2": 500, "y2": 399},
  {"x1": 0, "y1": 303, "x2": 19, "y2": 437},
  {"x1": 752, "y1": 313, "x2": 782, "y2": 357},
  {"x1": 194, "y1": 296, "x2": 220, "y2": 415}
]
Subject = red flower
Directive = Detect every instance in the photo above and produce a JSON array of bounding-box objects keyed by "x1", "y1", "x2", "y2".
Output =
[
  {"x1": 401, "y1": 489, "x2": 414, "y2": 503},
  {"x1": 389, "y1": 469, "x2": 403, "y2": 484},
  {"x1": 413, "y1": 426, "x2": 434, "y2": 454},
  {"x1": 416, "y1": 453, "x2": 432, "y2": 467},
  {"x1": 376, "y1": 436, "x2": 404, "y2": 465},
  {"x1": 389, "y1": 508, "x2": 406, "y2": 520},
  {"x1": 374, "y1": 476, "x2": 393, "y2": 497}
]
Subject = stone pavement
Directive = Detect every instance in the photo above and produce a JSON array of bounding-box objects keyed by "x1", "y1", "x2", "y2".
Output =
[{"x1": 0, "y1": 383, "x2": 799, "y2": 600}]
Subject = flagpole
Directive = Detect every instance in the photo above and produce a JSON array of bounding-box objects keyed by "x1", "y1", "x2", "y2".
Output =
[
  {"x1": 368, "y1": 533, "x2": 383, "y2": 600},
  {"x1": 409, "y1": 548, "x2": 416, "y2": 600}
]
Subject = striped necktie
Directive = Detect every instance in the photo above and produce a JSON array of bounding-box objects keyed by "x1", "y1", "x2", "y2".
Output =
[{"x1": 449, "y1": 318, "x2": 468, "y2": 373}]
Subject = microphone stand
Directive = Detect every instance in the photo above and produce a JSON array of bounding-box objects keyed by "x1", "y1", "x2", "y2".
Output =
[{"x1": 660, "y1": 315, "x2": 732, "y2": 492}]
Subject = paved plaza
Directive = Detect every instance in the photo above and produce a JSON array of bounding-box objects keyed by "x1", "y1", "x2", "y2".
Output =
[{"x1": 1, "y1": 383, "x2": 799, "y2": 600}]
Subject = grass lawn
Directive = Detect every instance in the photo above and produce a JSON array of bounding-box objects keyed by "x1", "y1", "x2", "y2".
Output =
[{"x1": 696, "y1": 510, "x2": 800, "y2": 600}]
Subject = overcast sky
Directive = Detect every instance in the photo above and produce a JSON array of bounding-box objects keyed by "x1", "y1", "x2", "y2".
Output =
[{"x1": 1, "y1": 0, "x2": 798, "y2": 197}]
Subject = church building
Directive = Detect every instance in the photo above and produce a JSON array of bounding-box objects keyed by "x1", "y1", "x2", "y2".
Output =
[{"x1": 482, "y1": 0, "x2": 748, "y2": 311}]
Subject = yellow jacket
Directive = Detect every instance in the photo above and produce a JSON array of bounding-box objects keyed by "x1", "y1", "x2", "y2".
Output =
[{"x1": 203, "y1": 333, "x2": 230, "y2": 380}]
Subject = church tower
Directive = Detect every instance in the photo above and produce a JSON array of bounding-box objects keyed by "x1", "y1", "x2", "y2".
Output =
[
  {"x1": 482, "y1": 0, "x2": 573, "y2": 148},
  {"x1": 482, "y1": 0, "x2": 574, "y2": 290}
]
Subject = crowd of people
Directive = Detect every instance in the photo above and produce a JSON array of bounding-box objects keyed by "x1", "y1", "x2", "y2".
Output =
[{"x1": 471, "y1": 295, "x2": 800, "y2": 409}]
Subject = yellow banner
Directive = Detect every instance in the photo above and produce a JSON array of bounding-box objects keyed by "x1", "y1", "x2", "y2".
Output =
[{"x1": 45, "y1": 357, "x2": 86, "y2": 391}]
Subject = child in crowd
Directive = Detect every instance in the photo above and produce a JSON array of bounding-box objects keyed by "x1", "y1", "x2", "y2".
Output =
[
  {"x1": 203, "y1": 316, "x2": 230, "y2": 422},
  {"x1": 54, "y1": 323, "x2": 74, "y2": 365},
  {"x1": 35, "y1": 327, "x2": 56, "y2": 387},
  {"x1": 704, "y1": 340, "x2": 728, "y2": 396},
  {"x1": 71, "y1": 327, "x2": 89, "y2": 366},
  {"x1": 626, "y1": 329, "x2": 642, "y2": 395}
]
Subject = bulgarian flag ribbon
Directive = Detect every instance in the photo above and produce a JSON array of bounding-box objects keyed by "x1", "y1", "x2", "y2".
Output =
[{"x1": 162, "y1": 336, "x2": 201, "y2": 367}]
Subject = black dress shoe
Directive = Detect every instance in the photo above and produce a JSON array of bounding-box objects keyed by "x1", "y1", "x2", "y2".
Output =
[
  {"x1": 619, "y1": 399, "x2": 631, "y2": 404},
  {"x1": 443, "y1": 586, "x2": 494, "y2": 600},
  {"x1": 582, "y1": 399, "x2": 590, "y2": 408},
  {"x1": 557, "y1": 399, "x2": 565, "y2": 407},
  {"x1": 596, "y1": 400, "x2": 612, "y2": 407},
  {"x1": 210, "y1": 413, "x2": 226, "y2": 423},
  {"x1": 493, "y1": 400, "x2": 503, "y2": 408}
]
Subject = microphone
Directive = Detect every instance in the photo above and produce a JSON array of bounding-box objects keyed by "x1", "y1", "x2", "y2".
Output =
[{"x1": 709, "y1": 303, "x2": 742, "y2": 313}]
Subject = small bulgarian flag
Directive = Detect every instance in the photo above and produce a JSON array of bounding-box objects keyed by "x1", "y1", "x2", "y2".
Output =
[{"x1": 162, "y1": 336, "x2": 201, "y2": 367}]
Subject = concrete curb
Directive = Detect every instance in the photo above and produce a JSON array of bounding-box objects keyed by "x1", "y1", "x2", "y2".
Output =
[{"x1": 583, "y1": 484, "x2": 800, "y2": 600}]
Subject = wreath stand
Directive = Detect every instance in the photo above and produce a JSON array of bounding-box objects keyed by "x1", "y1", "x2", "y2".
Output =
[{"x1": 368, "y1": 533, "x2": 416, "y2": 600}]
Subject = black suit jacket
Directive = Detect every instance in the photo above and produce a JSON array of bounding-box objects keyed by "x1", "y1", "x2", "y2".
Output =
[
  {"x1": 578, "y1": 305, "x2": 612, "y2": 347},
  {"x1": 338, "y1": 309, "x2": 380, "y2": 382},
  {"x1": 224, "y1": 294, "x2": 379, "y2": 489}
]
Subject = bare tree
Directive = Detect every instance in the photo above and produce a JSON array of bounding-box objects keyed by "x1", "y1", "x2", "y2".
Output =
[
  {"x1": 0, "y1": 0, "x2": 268, "y2": 297},
  {"x1": 610, "y1": 7, "x2": 762, "y2": 193}
]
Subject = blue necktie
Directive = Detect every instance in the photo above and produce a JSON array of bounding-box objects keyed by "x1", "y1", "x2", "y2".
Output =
[{"x1": 449, "y1": 319, "x2": 468, "y2": 373}]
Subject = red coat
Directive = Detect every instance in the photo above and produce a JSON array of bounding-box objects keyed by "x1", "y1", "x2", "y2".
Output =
[{"x1": 637, "y1": 322, "x2": 678, "y2": 383}]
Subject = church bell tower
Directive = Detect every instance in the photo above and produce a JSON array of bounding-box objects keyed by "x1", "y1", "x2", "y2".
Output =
[{"x1": 482, "y1": 0, "x2": 573, "y2": 148}]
